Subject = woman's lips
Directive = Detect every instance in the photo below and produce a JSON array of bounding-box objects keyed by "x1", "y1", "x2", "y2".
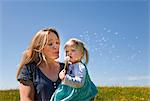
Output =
[{"x1": 54, "y1": 51, "x2": 59, "y2": 55}]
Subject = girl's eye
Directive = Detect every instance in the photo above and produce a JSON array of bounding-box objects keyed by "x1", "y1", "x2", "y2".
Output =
[
  {"x1": 71, "y1": 49, "x2": 76, "y2": 52},
  {"x1": 66, "y1": 51, "x2": 69, "y2": 53}
]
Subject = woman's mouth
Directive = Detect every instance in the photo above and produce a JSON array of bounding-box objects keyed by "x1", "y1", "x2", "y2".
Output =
[{"x1": 54, "y1": 51, "x2": 59, "y2": 55}]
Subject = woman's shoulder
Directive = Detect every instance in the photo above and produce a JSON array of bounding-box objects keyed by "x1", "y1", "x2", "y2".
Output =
[
  {"x1": 25, "y1": 62, "x2": 37, "y2": 71},
  {"x1": 17, "y1": 62, "x2": 37, "y2": 84}
]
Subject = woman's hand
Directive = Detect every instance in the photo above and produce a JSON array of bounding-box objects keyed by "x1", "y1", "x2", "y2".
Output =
[{"x1": 59, "y1": 69, "x2": 66, "y2": 80}]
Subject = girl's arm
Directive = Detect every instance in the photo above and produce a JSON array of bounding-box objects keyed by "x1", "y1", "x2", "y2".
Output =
[{"x1": 19, "y1": 81, "x2": 35, "y2": 101}]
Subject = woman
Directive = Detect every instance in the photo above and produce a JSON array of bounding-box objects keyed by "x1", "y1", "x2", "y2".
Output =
[{"x1": 16, "y1": 27, "x2": 64, "y2": 101}]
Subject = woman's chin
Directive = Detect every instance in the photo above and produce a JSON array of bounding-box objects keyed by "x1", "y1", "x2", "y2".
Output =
[{"x1": 55, "y1": 55, "x2": 59, "y2": 59}]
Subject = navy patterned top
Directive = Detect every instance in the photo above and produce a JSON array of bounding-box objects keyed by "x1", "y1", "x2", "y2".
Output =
[{"x1": 17, "y1": 62, "x2": 64, "y2": 101}]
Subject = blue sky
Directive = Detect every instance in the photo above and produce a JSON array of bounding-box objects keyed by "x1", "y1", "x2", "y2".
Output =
[{"x1": 0, "y1": 0, "x2": 149, "y2": 89}]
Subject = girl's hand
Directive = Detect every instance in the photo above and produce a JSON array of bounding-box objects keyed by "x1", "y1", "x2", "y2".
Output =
[{"x1": 59, "y1": 69, "x2": 66, "y2": 80}]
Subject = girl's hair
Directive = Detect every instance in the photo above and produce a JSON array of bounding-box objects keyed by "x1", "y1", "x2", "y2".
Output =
[
  {"x1": 16, "y1": 27, "x2": 60, "y2": 78},
  {"x1": 64, "y1": 38, "x2": 89, "y2": 64}
]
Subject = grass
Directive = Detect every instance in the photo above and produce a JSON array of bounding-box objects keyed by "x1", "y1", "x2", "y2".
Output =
[
  {"x1": 95, "y1": 87, "x2": 150, "y2": 101},
  {"x1": 0, "y1": 89, "x2": 19, "y2": 101},
  {"x1": 0, "y1": 87, "x2": 150, "y2": 101}
]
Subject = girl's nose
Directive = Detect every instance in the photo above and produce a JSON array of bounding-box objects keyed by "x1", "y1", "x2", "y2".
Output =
[{"x1": 67, "y1": 52, "x2": 71, "y2": 56}]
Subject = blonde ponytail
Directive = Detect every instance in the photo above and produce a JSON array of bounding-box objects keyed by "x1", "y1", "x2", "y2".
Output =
[{"x1": 83, "y1": 47, "x2": 89, "y2": 64}]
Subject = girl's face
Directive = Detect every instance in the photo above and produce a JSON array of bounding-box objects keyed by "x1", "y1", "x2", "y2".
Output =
[
  {"x1": 43, "y1": 32, "x2": 60, "y2": 60},
  {"x1": 65, "y1": 42, "x2": 83, "y2": 64}
]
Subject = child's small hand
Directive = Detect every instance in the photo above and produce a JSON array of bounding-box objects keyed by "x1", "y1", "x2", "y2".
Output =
[
  {"x1": 59, "y1": 69, "x2": 66, "y2": 80},
  {"x1": 65, "y1": 56, "x2": 70, "y2": 62}
]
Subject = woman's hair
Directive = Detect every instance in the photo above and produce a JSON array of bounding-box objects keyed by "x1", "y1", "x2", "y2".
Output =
[
  {"x1": 64, "y1": 38, "x2": 89, "y2": 64},
  {"x1": 16, "y1": 27, "x2": 60, "y2": 78}
]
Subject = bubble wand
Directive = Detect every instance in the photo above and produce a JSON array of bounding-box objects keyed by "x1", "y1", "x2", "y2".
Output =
[{"x1": 64, "y1": 56, "x2": 70, "y2": 72}]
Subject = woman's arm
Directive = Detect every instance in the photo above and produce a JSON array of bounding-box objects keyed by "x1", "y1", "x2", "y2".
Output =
[{"x1": 19, "y1": 81, "x2": 35, "y2": 101}]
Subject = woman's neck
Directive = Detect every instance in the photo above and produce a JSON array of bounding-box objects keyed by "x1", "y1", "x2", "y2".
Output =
[{"x1": 40, "y1": 59, "x2": 58, "y2": 69}]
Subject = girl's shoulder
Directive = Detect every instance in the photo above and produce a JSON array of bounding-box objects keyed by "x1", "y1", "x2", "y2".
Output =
[
  {"x1": 73, "y1": 62, "x2": 87, "y2": 72},
  {"x1": 69, "y1": 62, "x2": 86, "y2": 69},
  {"x1": 78, "y1": 62, "x2": 86, "y2": 69}
]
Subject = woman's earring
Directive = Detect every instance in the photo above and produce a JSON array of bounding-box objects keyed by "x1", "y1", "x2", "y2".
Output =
[{"x1": 42, "y1": 53, "x2": 46, "y2": 62}]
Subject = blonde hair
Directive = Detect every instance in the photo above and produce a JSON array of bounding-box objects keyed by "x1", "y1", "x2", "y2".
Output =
[
  {"x1": 16, "y1": 28, "x2": 59, "y2": 78},
  {"x1": 64, "y1": 38, "x2": 89, "y2": 64}
]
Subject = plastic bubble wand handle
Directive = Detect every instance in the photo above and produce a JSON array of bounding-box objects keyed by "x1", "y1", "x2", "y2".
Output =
[{"x1": 64, "y1": 56, "x2": 70, "y2": 72}]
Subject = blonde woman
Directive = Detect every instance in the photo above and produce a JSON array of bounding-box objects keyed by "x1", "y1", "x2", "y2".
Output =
[
  {"x1": 50, "y1": 38, "x2": 98, "y2": 101},
  {"x1": 16, "y1": 28, "x2": 64, "y2": 101}
]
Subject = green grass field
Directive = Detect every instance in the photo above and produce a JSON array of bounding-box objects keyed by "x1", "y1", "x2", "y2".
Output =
[{"x1": 0, "y1": 87, "x2": 150, "y2": 101}]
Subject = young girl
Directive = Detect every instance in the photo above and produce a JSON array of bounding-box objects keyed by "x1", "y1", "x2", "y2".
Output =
[{"x1": 50, "y1": 38, "x2": 98, "y2": 101}]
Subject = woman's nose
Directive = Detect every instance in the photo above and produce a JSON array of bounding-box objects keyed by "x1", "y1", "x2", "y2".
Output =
[{"x1": 53, "y1": 44, "x2": 59, "y2": 49}]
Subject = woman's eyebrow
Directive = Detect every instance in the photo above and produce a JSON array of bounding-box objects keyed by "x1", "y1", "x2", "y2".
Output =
[
  {"x1": 48, "y1": 38, "x2": 55, "y2": 41},
  {"x1": 48, "y1": 39, "x2": 59, "y2": 42}
]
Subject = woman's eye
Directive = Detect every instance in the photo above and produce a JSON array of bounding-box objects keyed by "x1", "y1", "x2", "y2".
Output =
[
  {"x1": 56, "y1": 42, "x2": 60, "y2": 45},
  {"x1": 48, "y1": 43, "x2": 53, "y2": 46}
]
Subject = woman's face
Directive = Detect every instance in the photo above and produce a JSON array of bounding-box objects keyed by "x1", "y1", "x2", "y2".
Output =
[
  {"x1": 43, "y1": 32, "x2": 60, "y2": 60},
  {"x1": 65, "y1": 42, "x2": 83, "y2": 64}
]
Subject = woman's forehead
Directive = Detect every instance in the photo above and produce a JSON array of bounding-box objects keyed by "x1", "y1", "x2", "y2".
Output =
[{"x1": 48, "y1": 32, "x2": 59, "y2": 41}]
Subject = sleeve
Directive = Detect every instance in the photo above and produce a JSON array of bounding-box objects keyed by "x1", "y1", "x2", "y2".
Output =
[
  {"x1": 62, "y1": 63, "x2": 86, "y2": 88},
  {"x1": 17, "y1": 64, "x2": 33, "y2": 85}
]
